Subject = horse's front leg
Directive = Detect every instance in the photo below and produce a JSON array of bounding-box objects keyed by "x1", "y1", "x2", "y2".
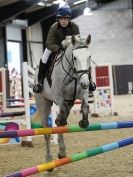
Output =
[
  {"x1": 79, "y1": 91, "x2": 90, "y2": 128},
  {"x1": 55, "y1": 102, "x2": 73, "y2": 158},
  {"x1": 55, "y1": 102, "x2": 72, "y2": 126}
]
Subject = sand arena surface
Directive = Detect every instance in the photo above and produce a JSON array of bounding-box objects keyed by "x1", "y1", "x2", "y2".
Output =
[{"x1": 1, "y1": 95, "x2": 133, "y2": 177}]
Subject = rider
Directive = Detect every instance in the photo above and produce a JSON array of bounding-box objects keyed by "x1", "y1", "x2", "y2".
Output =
[
  {"x1": 33, "y1": 6, "x2": 80, "y2": 94},
  {"x1": 33, "y1": 6, "x2": 96, "y2": 94}
]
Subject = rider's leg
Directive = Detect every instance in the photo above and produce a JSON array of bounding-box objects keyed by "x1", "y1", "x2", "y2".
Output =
[{"x1": 33, "y1": 48, "x2": 52, "y2": 94}]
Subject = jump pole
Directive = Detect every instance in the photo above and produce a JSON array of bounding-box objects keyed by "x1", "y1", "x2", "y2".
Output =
[
  {"x1": 0, "y1": 121, "x2": 133, "y2": 138},
  {"x1": 6, "y1": 137, "x2": 133, "y2": 177},
  {"x1": 0, "y1": 111, "x2": 25, "y2": 118}
]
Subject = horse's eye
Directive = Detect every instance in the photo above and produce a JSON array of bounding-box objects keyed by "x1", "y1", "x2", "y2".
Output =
[{"x1": 73, "y1": 57, "x2": 77, "y2": 60}]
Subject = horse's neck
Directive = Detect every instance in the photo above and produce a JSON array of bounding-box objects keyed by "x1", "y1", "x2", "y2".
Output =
[
  {"x1": 63, "y1": 46, "x2": 73, "y2": 67},
  {"x1": 52, "y1": 47, "x2": 73, "y2": 83}
]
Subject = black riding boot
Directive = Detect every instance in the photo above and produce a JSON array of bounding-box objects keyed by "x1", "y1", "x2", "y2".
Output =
[{"x1": 33, "y1": 60, "x2": 47, "y2": 94}]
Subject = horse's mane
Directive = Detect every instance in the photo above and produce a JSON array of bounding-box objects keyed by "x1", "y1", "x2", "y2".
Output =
[
  {"x1": 62, "y1": 35, "x2": 80, "y2": 48},
  {"x1": 65, "y1": 34, "x2": 81, "y2": 43},
  {"x1": 62, "y1": 35, "x2": 90, "y2": 49}
]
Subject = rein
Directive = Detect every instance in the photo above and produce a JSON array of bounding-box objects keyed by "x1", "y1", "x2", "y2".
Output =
[
  {"x1": 60, "y1": 45, "x2": 91, "y2": 104},
  {"x1": 49, "y1": 44, "x2": 92, "y2": 104}
]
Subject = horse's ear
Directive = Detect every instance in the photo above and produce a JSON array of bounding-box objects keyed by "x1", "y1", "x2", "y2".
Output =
[
  {"x1": 86, "y1": 34, "x2": 91, "y2": 45},
  {"x1": 71, "y1": 35, "x2": 76, "y2": 45}
]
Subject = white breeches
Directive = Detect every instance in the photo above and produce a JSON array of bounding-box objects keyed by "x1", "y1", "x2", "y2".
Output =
[{"x1": 42, "y1": 48, "x2": 52, "y2": 64}]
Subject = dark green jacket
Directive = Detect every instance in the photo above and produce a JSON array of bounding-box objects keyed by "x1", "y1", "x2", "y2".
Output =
[{"x1": 46, "y1": 21, "x2": 80, "y2": 53}]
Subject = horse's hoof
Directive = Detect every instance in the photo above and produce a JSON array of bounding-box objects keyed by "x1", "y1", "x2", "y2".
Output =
[
  {"x1": 46, "y1": 159, "x2": 54, "y2": 172},
  {"x1": 79, "y1": 109, "x2": 82, "y2": 113},
  {"x1": 62, "y1": 120, "x2": 67, "y2": 126},
  {"x1": 79, "y1": 120, "x2": 89, "y2": 128},
  {"x1": 21, "y1": 141, "x2": 33, "y2": 147},
  {"x1": 55, "y1": 118, "x2": 60, "y2": 126},
  {"x1": 55, "y1": 118, "x2": 67, "y2": 126},
  {"x1": 47, "y1": 169, "x2": 54, "y2": 172},
  {"x1": 58, "y1": 153, "x2": 66, "y2": 159}
]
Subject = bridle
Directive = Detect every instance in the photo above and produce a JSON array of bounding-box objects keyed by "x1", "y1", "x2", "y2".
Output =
[
  {"x1": 50, "y1": 42, "x2": 95, "y2": 104},
  {"x1": 60, "y1": 44, "x2": 91, "y2": 104},
  {"x1": 61, "y1": 45, "x2": 91, "y2": 85},
  {"x1": 72, "y1": 45, "x2": 91, "y2": 80}
]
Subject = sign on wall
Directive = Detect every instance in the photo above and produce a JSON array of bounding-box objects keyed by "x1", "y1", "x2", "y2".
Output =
[{"x1": 92, "y1": 64, "x2": 114, "y2": 115}]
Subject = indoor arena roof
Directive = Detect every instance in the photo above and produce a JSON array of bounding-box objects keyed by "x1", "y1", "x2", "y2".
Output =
[{"x1": 0, "y1": 0, "x2": 86, "y2": 26}]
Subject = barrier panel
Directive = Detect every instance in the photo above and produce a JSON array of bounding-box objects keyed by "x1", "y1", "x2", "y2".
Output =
[
  {"x1": 92, "y1": 64, "x2": 114, "y2": 115},
  {"x1": 0, "y1": 122, "x2": 21, "y2": 145}
]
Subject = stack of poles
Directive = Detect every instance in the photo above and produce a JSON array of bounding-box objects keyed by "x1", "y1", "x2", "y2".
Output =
[{"x1": 1, "y1": 121, "x2": 133, "y2": 176}]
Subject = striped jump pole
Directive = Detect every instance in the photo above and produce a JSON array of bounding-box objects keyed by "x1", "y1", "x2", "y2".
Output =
[
  {"x1": 6, "y1": 137, "x2": 133, "y2": 177},
  {"x1": 6, "y1": 98, "x2": 24, "y2": 102},
  {"x1": 0, "y1": 121, "x2": 133, "y2": 138}
]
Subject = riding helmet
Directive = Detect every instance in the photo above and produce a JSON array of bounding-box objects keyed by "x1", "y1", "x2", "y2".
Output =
[{"x1": 56, "y1": 7, "x2": 72, "y2": 18}]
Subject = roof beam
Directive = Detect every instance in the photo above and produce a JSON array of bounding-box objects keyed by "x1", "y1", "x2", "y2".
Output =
[
  {"x1": 22, "y1": 1, "x2": 86, "y2": 26},
  {"x1": 20, "y1": 4, "x2": 58, "y2": 26},
  {"x1": 0, "y1": 0, "x2": 41, "y2": 24}
]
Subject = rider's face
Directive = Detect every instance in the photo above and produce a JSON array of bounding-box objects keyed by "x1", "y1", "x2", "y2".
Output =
[{"x1": 58, "y1": 17, "x2": 70, "y2": 28}]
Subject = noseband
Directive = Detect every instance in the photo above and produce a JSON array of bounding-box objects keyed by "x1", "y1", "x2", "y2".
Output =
[{"x1": 72, "y1": 45, "x2": 90, "y2": 80}]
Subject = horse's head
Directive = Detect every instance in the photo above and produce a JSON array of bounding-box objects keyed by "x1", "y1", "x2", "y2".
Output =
[{"x1": 70, "y1": 35, "x2": 91, "y2": 90}]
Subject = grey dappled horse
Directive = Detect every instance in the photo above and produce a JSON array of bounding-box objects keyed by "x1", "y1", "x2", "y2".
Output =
[{"x1": 34, "y1": 35, "x2": 92, "y2": 163}]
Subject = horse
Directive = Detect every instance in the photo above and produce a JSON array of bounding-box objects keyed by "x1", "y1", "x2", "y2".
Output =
[{"x1": 34, "y1": 34, "x2": 92, "y2": 163}]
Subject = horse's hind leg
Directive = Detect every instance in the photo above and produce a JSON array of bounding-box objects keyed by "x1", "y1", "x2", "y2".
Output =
[
  {"x1": 56, "y1": 102, "x2": 73, "y2": 158},
  {"x1": 35, "y1": 94, "x2": 53, "y2": 163},
  {"x1": 43, "y1": 101, "x2": 53, "y2": 163},
  {"x1": 58, "y1": 134, "x2": 66, "y2": 159}
]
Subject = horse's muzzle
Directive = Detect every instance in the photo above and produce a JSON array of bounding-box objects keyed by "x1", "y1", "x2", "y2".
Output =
[{"x1": 80, "y1": 75, "x2": 89, "y2": 89}]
